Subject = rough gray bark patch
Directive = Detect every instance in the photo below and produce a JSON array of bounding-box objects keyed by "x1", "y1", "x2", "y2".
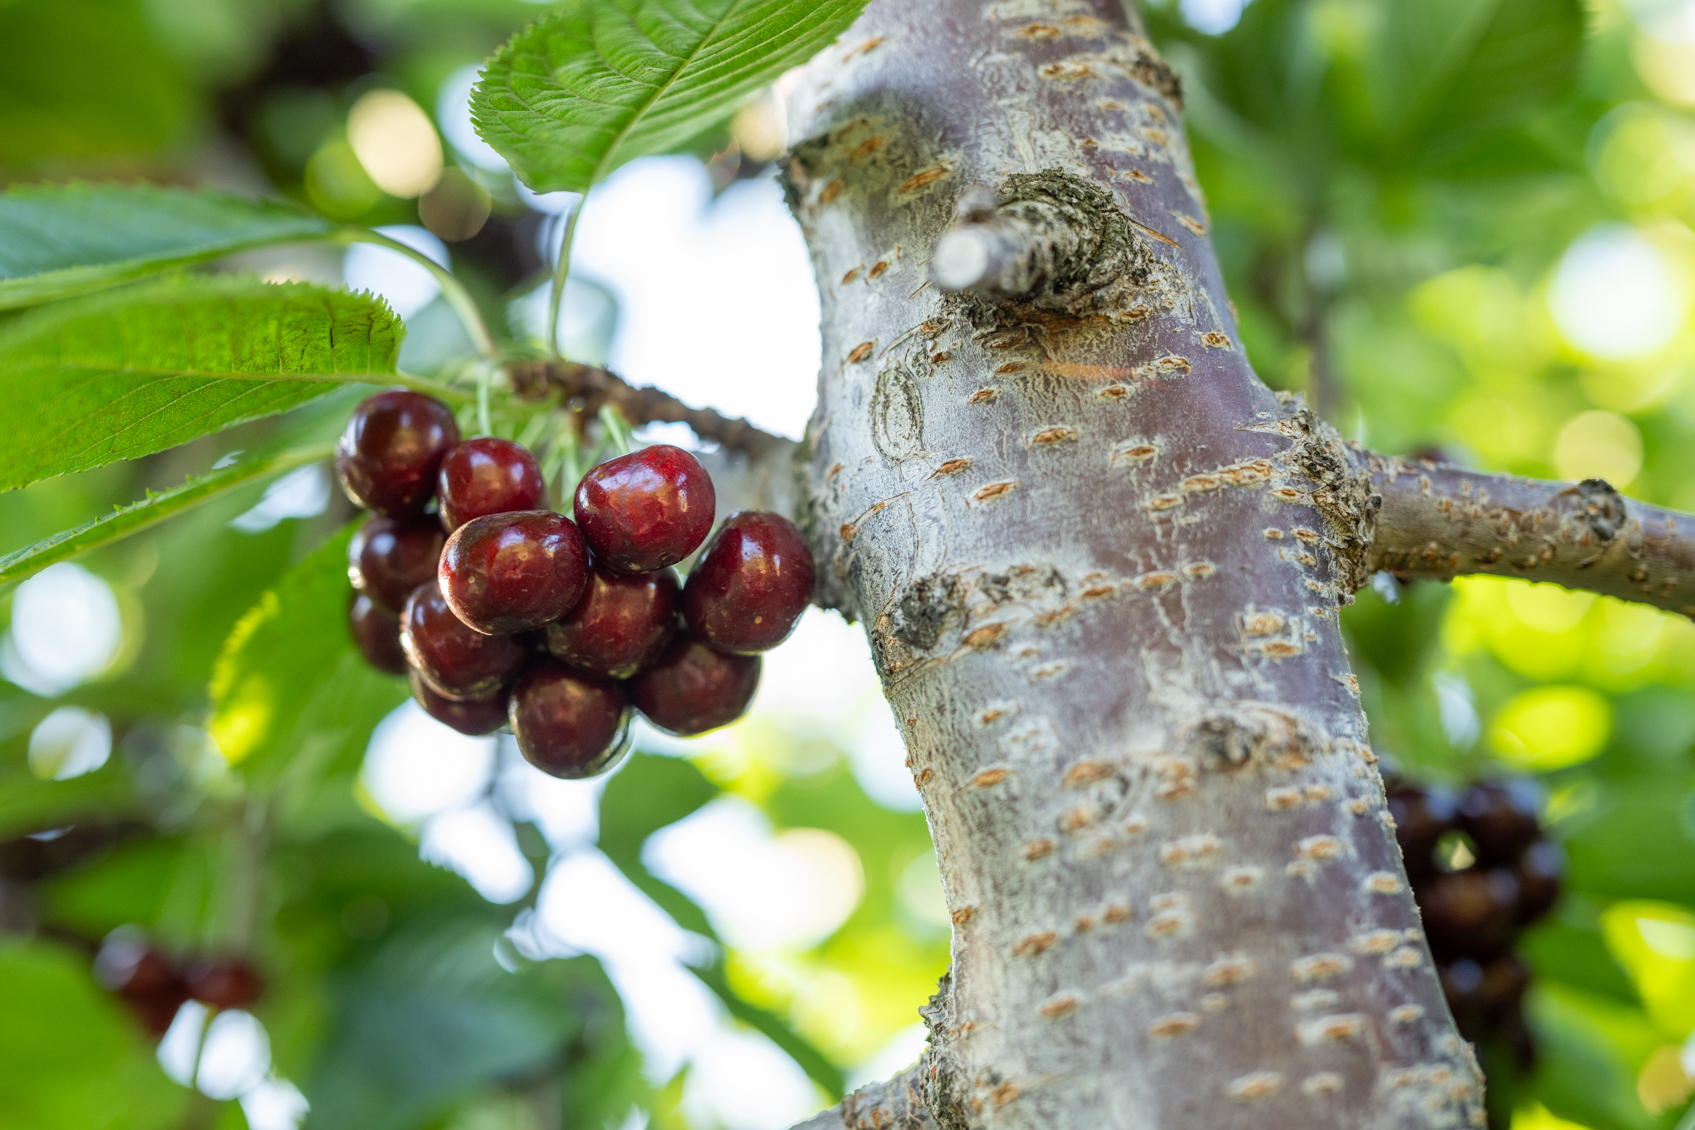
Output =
[{"x1": 782, "y1": 2, "x2": 1482, "y2": 1128}]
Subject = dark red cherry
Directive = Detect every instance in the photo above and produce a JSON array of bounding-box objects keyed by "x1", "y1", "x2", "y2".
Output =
[
  {"x1": 95, "y1": 935, "x2": 189, "y2": 1037},
  {"x1": 508, "y1": 658, "x2": 628, "y2": 779},
  {"x1": 401, "y1": 580, "x2": 528, "y2": 700},
  {"x1": 1476, "y1": 951, "x2": 1531, "y2": 1018},
  {"x1": 184, "y1": 958, "x2": 263, "y2": 1011},
  {"x1": 1437, "y1": 958, "x2": 1488, "y2": 1034},
  {"x1": 438, "y1": 437, "x2": 547, "y2": 532},
  {"x1": 349, "y1": 594, "x2": 408, "y2": 675},
  {"x1": 1516, "y1": 838, "x2": 1564, "y2": 925},
  {"x1": 336, "y1": 390, "x2": 459, "y2": 516},
  {"x1": 681, "y1": 511, "x2": 815, "y2": 654},
  {"x1": 349, "y1": 514, "x2": 445, "y2": 613},
  {"x1": 1386, "y1": 782, "x2": 1460, "y2": 885},
  {"x1": 408, "y1": 670, "x2": 508, "y2": 736},
  {"x1": 629, "y1": 633, "x2": 760, "y2": 736},
  {"x1": 1420, "y1": 868, "x2": 1521, "y2": 959},
  {"x1": 439, "y1": 511, "x2": 590, "y2": 635},
  {"x1": 573, "y1": 444, "x2": 716, "y2": 573},
  {"x1": 544, "y1": 564, "x2": 678, "y2": 678},
  {"x1": 1457, "y1": 780, "x2": 1541, "y2": 865}
]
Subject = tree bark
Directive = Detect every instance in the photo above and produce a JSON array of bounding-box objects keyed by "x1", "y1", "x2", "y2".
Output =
[
  {"x1": 781, "y1": 1, "x2": 1482, "y2": 1127},
  {"x1": 1368, "y1": 455, "x2": 1695, "y2": 616}
]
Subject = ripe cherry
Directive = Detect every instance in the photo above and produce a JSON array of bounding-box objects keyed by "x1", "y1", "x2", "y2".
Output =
[
  {"x1": 437, "y1": 437, "x2": 547, "y2": 532},
  {"x1": 508, "y1": 658, "x2": 628, "y2": 778},
  {"x1": 1516, "y1": 839, "x2": 1564, "y2": 925},
  {"x1": 573, "y1": 445, "x2": 716, "y2": 573},
  {"x1": 1419, "y1": 868, "x2": 1521, "y2": 958},
  {"x1": 408, "y1": 670, "x2": 508, "y2": 736},
  {"x1": 1386, "y1": 781, "x2": 1460, "y2": 884},
  {"x1": 544, "y1": 564, "x2": 678, "y2": 678},
  {"x1": 336, "y1": 390, "x2": 460, "y2": 516},
  {"x1": 440, "y1": 511, "x2": 590, "y2": 635},
  {"x1": 1456, "y1": 780, "x2": 1541, "y2": 865},
  {"x1": 629, "y1": 634, "x2": 760, "y2": 736},
  {"x1": 349, "y1": 594, "x2": 408, "y2": 675},
  {"x1": 401, "y1": 580, "x2": 528, "y2": 700},
  {"x1": 95, "y1": 933, "x2": 189, "y2": 1037},
  {"x1": 349, "y1": 515, "x2": 445, "y2": 612},
  {"x1": 184, "y1": 958, "x2": 263, "y2": 1011},
  {"x1": 681, "y1": 511, "x2": 815, "y2": 654}
]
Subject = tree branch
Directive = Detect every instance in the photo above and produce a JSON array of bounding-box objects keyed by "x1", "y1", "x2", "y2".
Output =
[
  {"x1": 1365, "y1": 452, "x2": 1695, "y2": 615},
  {"x1": 790, "y1": 1063, "x2": 937, "y2": 1130},
  {"x1": 505, "y1": 359, "x2": 795, "y2": 462}
]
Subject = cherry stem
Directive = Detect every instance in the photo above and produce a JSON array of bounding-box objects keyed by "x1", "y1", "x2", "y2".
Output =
[
  {"x1": 476, "y1": 366, "x2": 494, "y2": 436},
  {"x1": 339, "y1": 229, "x2": 498, "y2": 360},
  {"x1": 597, "y1": 403, "x2": 633, "y2": 455},
  {"x1": 547, "y1": 196, "x2": 586, "y2": 360}
]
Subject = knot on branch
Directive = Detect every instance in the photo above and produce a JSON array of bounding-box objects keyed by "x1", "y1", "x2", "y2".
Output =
[
  {"x1": 505, "y1": 359, "x2": 790, "y2": 460},
  {"x1": 930, "y1": 171, "x2": 1165, "y2": 316},
  {"x1": 1273, "y1": 392, "x2": 1381, "y2": 595},
  {"x1": 1184, "y1": 703, "x2": 1322, "y2": 774},
  {"x1": 1575, "y1": 478, "x2": 1626, "y2": 543}
]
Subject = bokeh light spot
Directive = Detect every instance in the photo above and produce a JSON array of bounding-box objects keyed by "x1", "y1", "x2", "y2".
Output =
[
  {"x1": 1, "y1": 562, "x2": 123, "y2": 696},
  {"x1": 28, "y1": 707, "x2": 112, "y2": 780},
  {"x1": 347, "y1": 89, "x2": 442, "y2": 198},
  {"x1": 1549, "y1": 226, "x2": 1685, "y2": 360},
  {"x1": 1552, "y1": 409, "x2": 1644, "y2": 487},
  {"x1": 1489, "y1": 685, "x2": 1612, "y2": 770}
]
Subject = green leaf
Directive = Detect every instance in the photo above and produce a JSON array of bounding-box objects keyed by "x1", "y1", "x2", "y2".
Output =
[
  {"x1": 0, "y1": 184, "x2": 335, "y2": 310},
  {"x1": 596, "y1": 754, "x2": 846, "y2": 1100},
  {"x1": 1368, "y1": 0, "x2": 1584, "y2": 168},
  {"x1": 209, "y1": 524, "x2": 407, "y2": 791},
  {"x1": 305, "y1": 921, "x2": 580, "y2": 1130},
  {"x1": 0, "y1": 0, "x2": 193, "y2": 170},
  {"x1": 0, "y1": 276, "x2": 402, "y2": 493},
  {"x1": 0, "y1": 939, "x2": 187, "y2": 1130},
  {"x1": 0, "y1": 443, "x2": 334, "y2": 591},
  {"x1": 473, "y1": 0, "x2": 869, "y2": 193},
  {"x1": 687, "y1": 957, "x2": 846, "y2": 1101}
]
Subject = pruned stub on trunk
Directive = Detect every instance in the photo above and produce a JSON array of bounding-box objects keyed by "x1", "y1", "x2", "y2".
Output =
[{"x1": 784, "y1": 2, "x2": 1482, "y2": 1128}]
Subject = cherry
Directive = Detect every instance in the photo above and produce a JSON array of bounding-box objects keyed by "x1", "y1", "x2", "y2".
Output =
[
  {"x1": 1419, "y1": 868, "x2": 1521, "y2": 958},
  {"x1": 573, "y1": 444, "x2": 716, "y2": 573},
  {"x1": 184, "y1": 958, "x2": 263, "y2": 1011},
  {"x1": 349, "y1": 514, "x2": 445, "y2": 612},
  {"x1": 401, "y1": 580, "x2": 529, "y2": 700},
  {"x1": 349, "y1": 594, "x2": 408, "y2": 675},
  {"x1": 439, "y1": 510, "x2": 590, "y2": 635},
  {"x1": 336, "y1": 390, "x2": 460, "y2": 516},
  {"x1": 629, "y1": 634, "x2": 760, "y2": 736},
  {"x1": 409, "y1": 669, "x2": 508, "y2": 736},
  {"x1": 682, "y1": 511, "x2": 815, "y2": 654},
  {"x1": 508, "y1": 658, "x2": 628, "y2": 778},
  {"x1": 1456, "y1": 780, "x2": 1541, "y2": 865},
  {"x1": 1386, "y1": 781, "x2": 1460, "y2": 885},
  {"x1": 94, "y1": 934, "x2": 189, "y2": 1037},
  {"x1": 437, "y1": 437, "x2": 547, "y2": 532},
  {"x1": 1516, "y1": 838, "x2": 1564, "y2": 925},
  {"x1": 544, "y1": 564, "x2": 678, "y2": 678}
]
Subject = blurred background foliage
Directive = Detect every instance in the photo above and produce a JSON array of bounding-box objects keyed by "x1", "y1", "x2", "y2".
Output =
[{"x1": 1, "y1": 0, "x2": 1694, "y2": 1128}]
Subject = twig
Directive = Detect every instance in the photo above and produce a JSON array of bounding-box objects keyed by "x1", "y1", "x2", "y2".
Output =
[
  {"x1": 506, "y1": 359, "x2": 793, "y2": 462},
  {"x1": 1365, "y1": 453, "x2": 1695, "y2": 617}
]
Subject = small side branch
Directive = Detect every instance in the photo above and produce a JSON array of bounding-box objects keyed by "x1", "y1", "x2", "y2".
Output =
[
  {"x1": 930, "y1": 186, "x2": 1063, "y2": 301},
  {"x1": 789, "y1": 1063, "x2": 937, "y2": 1130},
  {"x1": 1366, "y1": 454, "x2": 1695, "y2": 616},
  {"x1": 506, "y1": 359, "x2": 794, "y2": 462}
]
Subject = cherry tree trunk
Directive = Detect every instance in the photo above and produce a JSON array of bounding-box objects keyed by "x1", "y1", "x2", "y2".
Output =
[{"x1": 782, "y1": 1, "x2": 1483, "y2": 1126}]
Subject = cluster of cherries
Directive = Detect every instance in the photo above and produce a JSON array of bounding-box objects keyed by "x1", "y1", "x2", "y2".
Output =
[
  {"x1": 94, "y1": 932, "x2": 262, "y2": 1037},
  {"x1": 1388, "y1": 776, "x2": 1565, "y2": 1072},
  {"x1": 340, "y1": 390, "x2": 816, "y2": 778}
]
